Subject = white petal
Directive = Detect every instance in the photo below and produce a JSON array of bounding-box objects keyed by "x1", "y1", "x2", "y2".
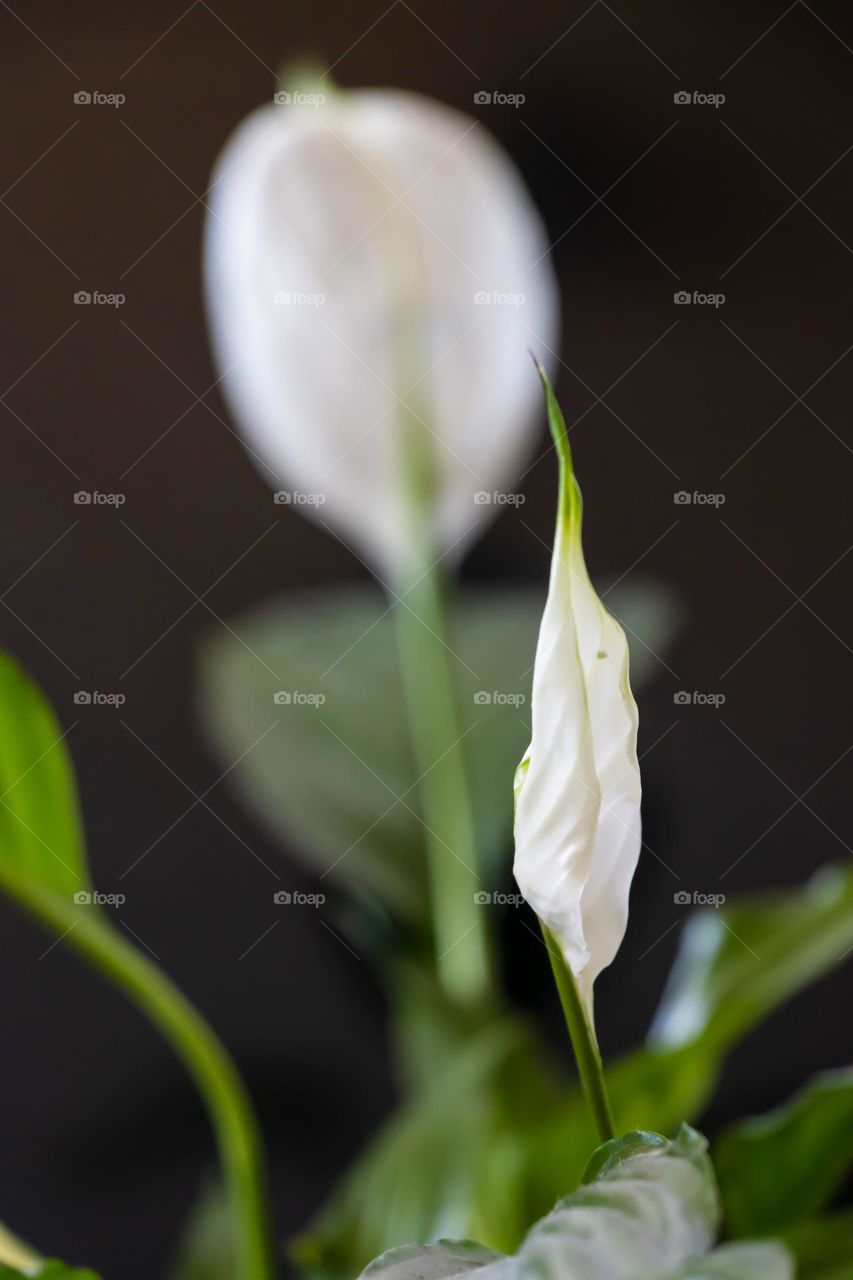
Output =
[
  {"x1": 204, "y1": 90, "x2": 559, "y2": 578},
  {"x1": 513, "y1": 375, "x2": 641, "y2": 1016}
]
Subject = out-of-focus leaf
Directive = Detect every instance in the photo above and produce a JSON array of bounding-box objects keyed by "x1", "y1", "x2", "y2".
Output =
[
  {"x1": 170, "y1": 1180, "x2": 235, "y2": 1280},
  {"x1": 197, "y1": 582, "x2": 678, "y2": 927},
  {"x1": 293, "y1": 1015, "x2": 564, "y2": 1277},
  {"x1": 779, "y1": 1212, "x2": 853, "y2": 1280},
  {"x1": 298, "y1": 866, "x2": 853, "y2": 1280},
  {"x1": 0, "y1": 1263, "x2": 101, "y2": 1279},
  {"x1": 522, "y1": 865, "x2": 853, "y2": 1223},
  {"x1": 649, "y1": 864, "x2": 853, "y2": 1055},
  {"x1": 0, "y1": 1223, "x2": 40, "y2": 1274},
  {"x1": 356, "y1": 1127, "x2": 792, "y2": 1280},
  {"x1": 0, "y1": 653, "x2": 89, "y2": 900},
  {"x1": 516, "y1": 1044, "x2": 711, "y2": 1224},
  {"x1": 713, "y1": 1069, "x2": 853, "y2": 1237},
  {"x1": 668, "y1": 1243, "x2": 794, "y2": 1280},
  {"x1": 361, "y1": 1241, "x2": 501, "y2": 1280}
]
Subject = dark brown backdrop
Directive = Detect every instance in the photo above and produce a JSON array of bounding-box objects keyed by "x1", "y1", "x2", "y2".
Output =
[{"x1": 1, "y1": 1, "x2": 851, "y2": 1275}]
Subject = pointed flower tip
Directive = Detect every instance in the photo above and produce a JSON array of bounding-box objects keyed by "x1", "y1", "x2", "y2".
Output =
[
  {"x1": 527, "y1": 348, "x2": 547, "y2": 380},
  {"x1": 533, "y1": 362, "x2": 576, "y2": 497}
]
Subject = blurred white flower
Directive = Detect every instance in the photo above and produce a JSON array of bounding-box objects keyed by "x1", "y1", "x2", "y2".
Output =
[
  {"x1": 204, "y1": 85, "x2": 558, "y2": 579},
  {"x1": 513, "y1": 367, "x2": 641, "y2": 1019}
]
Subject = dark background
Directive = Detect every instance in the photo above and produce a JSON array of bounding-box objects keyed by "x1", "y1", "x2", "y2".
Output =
[{"x1": 1, "y1": 1, "x2": 851, "y2": 1275}]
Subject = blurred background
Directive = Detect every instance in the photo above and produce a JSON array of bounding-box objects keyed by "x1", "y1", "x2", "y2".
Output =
[{"x1": 1, "y1": 0, "x2": 851, "y2": 1275}]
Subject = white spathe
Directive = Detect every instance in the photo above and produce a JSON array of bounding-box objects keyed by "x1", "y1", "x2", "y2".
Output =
[
  {"x1": 204, "y1": 86, "x2": 559, "y2": 579},
  {"x1": 513, "y1": 372, "x2": 641, "y2": 1019}
]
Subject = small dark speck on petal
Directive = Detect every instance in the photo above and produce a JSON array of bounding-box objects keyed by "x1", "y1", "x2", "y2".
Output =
[{"x1": 597, "y1": 650, "x2": 607, "y2": 659}]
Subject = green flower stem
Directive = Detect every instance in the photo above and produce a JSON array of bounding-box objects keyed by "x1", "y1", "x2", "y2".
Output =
[
  {"x1": 542, "y1": 925, "x2": 614, "y2": 1144},
  {"x1": 364, "y1": 94, "x2": 493, "y2": 1011},
  {"x1": 0, "y1": 863, "x2": 275, "y2": 1280},
  {"x1": 393, "y1": 565, "x2": 493, "y2": 1009}
]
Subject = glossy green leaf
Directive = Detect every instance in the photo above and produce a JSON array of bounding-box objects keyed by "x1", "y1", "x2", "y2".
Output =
[
  {"x1": 356, "y1": 1128, "x2": 792, "y2": 1280},
  {"x1": 0, "y1": 652, "x2": 89, "y2": 899},
  {"x1": 649, "y1": 864, "x2": 853, "y2": 1055},
  {"x1": 196, "y1": 582, "x2": 678, "y2": 926},
  {"x1": 713, "y1": 1068, "x2": 853, "y2": 1237}
]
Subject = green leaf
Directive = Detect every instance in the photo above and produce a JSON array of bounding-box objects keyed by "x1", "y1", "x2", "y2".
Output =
[
  {"x1": 713, "y1": 1068, "x2": 853, "y2": 1237},
  {"x1": 518, "y1": 869, "x2": 853, "y2": 1230},
  {"x1": 0, "y1": 652, "x2": 89, "y2": 899},
  {"x1": 354, "y1": 1127, "x2": 792, "y2": 1280},
  {"x1": 779, "y1": 1212, "x2": 853, "y2": 1280},
  {"x1": 649, "y1": 864, "x2": 853, "y2": 1056},
  {"x1": 196, "y1": 582, "x2": 678, "y2": 928},
  {"x1": 0, "y1": 652, "x2": 276, "y2": 1280},
  {"x1": 299, "y1": 868, "x2": 853, "y2": 1280},
  {"x1": 362, "y1": 1241, "x2": 501, "y2": 1280},
  {"x1": 0, "y1": 1222, "x2": 41, "y2": 1275},
  {"x1": 668, "y1": 1242, "x2": 794, "y2": 1279},
  {"x1": 0, "y1": 1263, "x2": 101, "y2": 1279},
  {"x1": 293, "y1": 1016, "x2": 563, "y2": 1277},
  {"x1": 169, "y1": 1180, "x2": 235, "y2": 1280}
]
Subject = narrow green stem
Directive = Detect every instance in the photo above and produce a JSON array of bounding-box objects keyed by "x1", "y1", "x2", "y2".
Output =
[
  {"x1": 393, "y1": 565, "x2": 493, "y2": 1009},
  {"x1": 542, "y1": 925, "x2": 614, "y2": 1143},
  {"x1": 0, "y1": 866, "x2": 275, "y2": 1280}
]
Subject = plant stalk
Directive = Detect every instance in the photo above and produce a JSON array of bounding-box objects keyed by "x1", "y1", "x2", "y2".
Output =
[
  {"x1": 393, "y1": 564, "x2": 493, "y2": 1009},
  {"x1": 542, "y1": 924, "x2": 614, "y2": 1143},
  {"x1": 0, "y1": 866, "x2": 276, "y2": 1280}
]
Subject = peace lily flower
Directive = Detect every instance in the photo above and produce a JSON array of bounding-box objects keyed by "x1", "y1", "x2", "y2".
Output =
[
  {"x1": 514, "y1": 366, "x2": 641, "y2": 1068},
  {"x1": 204, "y1": 80, "x2": 558, "y2": 580}
]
